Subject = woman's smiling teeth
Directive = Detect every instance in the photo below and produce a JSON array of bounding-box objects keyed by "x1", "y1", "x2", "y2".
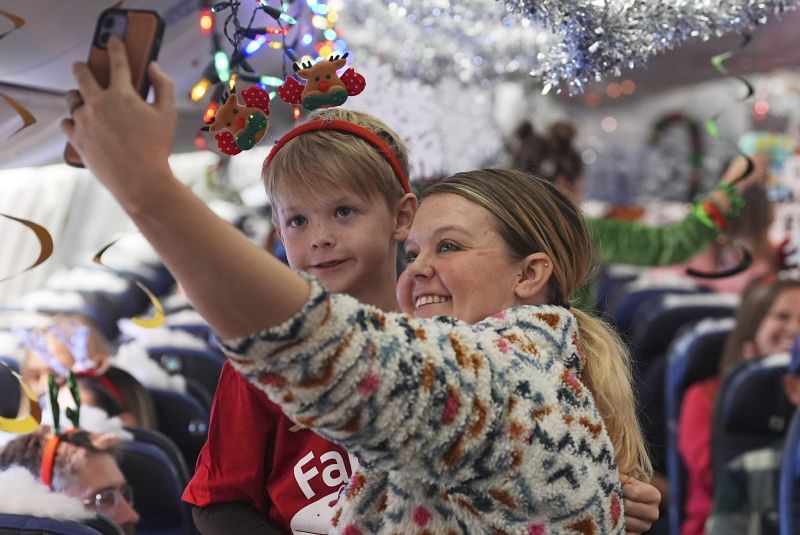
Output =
[{"x1": 415, "y1": 295, "x2": 452, "y2": 309}]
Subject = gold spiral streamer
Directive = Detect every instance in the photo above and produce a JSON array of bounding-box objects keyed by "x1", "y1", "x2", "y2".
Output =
[
  {"x1": 93, "y1": 235, "x2": 165, "y2": 328},
  {"x1": 0, "y1": 362, "x2": 42, "y2": 434},
  {"x1": 0, "y1": 214, "x2": 53, "y2": 283}
]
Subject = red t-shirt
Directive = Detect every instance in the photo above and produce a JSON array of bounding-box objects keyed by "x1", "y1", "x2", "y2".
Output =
[
  {"x1": 183, "y1": 362, "x2": 358, "y2": 534},
  {"x1": 677, "y1": 376, "x2": 720, "y2": 535}
]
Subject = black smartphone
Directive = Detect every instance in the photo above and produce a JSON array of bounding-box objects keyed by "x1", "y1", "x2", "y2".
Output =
[{"x1": 64, "y1": 8, "x2": 164, "y2": 167}]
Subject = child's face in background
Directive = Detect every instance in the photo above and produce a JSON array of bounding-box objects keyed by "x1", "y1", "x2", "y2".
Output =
[
  {"x1": 754, "y1": 287, "x2": 800, "y2": 357},
  {"x1": 21, "y1": 334, "x2": 75, "y2": 399},
  {"x1": 20, "y1": 317, "x2": 109, "y2": 399},
  {"x1": 273, "y1": 184, "x2": 401, "y2": 303}
]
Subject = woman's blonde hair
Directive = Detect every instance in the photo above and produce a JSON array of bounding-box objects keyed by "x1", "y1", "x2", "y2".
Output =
[
  {"x1": 422, "y1": 168, "x2": 652, "y2": 480},
  {"x1": 262, "y1": 108, "x2": 409, "y2": 209}
]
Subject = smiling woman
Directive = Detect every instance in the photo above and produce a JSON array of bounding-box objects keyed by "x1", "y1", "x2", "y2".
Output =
[
  {"x1": 399, "y1": 193, "x2": 531, "y2": 324},
  {"x1": 217, "y1": 169, "x2": 652, "y2": 533},
  {"x1": 402, "y1": 169, "x2": 652, "y2": 481}
]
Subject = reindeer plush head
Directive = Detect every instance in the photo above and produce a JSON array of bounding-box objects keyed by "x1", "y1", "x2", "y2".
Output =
[
  {"x1": 201, "y1": 85, "x2": 271, "y2": 155},
  {"x1": 278, "y1": 52, "x2": 366, "y2": 111}
]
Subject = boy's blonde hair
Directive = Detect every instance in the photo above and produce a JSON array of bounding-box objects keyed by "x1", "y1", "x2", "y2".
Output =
[
  {"x1": 423, "y1": 169, "x2": 653, "y2": 480},
  {"x1": 262, "y1": 108, "x2": 409, "y2": 209}
]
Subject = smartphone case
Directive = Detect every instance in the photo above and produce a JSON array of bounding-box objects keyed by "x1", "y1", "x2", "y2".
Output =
[{"x1": 64, "y1": 9, "x2": 164, "y2": 167}]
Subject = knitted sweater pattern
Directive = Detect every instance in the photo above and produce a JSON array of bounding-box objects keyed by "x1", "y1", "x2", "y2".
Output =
[{"x1": 224, "y1": 277, "x2": 624, "y2": 535}]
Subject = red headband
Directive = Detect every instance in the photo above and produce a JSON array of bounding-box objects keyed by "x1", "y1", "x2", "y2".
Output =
[
  {"x1": 264, "y1": 119, "x2": 411, "y2": 194},
  {"x1": 40, "y1": 433, "x2": 62, "y2": 488},
  {"x1": 74, "y1": 370, "x2": 128, "y2": 411}
]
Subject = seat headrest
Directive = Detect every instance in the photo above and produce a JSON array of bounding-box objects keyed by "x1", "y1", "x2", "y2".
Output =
[
  {"x1": 668, "y1": 317, "x2": 735, "y2": 391},
  {"x1": 719, "y1": 353, "x2": 793, "y2": 436},
  {"x1": 632, "y1": 296, "x2": 737, "y2": 358}
]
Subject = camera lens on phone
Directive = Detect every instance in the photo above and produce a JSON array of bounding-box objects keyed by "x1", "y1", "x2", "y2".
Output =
[
  {"x1": 99, "y1": 32, "x2": 110, "y2": 45},
  {"x1": 103, "y1": 16, "x2": 115, "y2": 29}
]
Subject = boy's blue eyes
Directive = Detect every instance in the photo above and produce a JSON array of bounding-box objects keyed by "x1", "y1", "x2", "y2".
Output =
[
  {"x1": 289, "y1": 216, "x2": 306, "y2": 227},
  {"x1": 336, "y1": 207, "x2": 353, "y2": 217},
  {"x1": 286, "y1": 207, "x2": 354, "y2": 228}
]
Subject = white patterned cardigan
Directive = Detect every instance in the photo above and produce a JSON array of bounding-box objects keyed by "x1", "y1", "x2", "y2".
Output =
[{"x1": 224, "y1": 277, "x2": 624, "y2": 535}]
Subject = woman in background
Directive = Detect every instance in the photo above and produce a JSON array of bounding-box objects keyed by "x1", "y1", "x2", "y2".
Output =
[
  {"x1": 509, "y1": 120, "x2": 768, "y2": 310},
  {"x1": 678, "y1": 276, "x2": 800, "y2": 535}
]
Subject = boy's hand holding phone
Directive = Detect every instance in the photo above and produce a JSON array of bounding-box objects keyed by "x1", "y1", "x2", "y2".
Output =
[
  {"x1": 61, "y1": 37, "x2": 176, "y2": 199},
  {"x1": 64, "y1": 8, "x2": 164, "y2": 168}
]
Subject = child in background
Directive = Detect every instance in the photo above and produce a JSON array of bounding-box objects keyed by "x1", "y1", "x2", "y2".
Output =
[
  {"x1": 19, "y1": 314, "x2": 110, "y2": 400},
  {"x1": 17, "y1": 314, "x2": 156, "y2": 429}
]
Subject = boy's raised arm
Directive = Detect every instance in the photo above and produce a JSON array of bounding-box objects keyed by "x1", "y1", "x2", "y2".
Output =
[{"x1": 60, "y1": 37, "x2": 309, "y2": 339}]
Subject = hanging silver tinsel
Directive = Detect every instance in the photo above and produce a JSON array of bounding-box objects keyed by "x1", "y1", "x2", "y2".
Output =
[
  {"x1": 338, "y1": 0, "x2": 557, "y2": 86},
  {"x1": 338, "y1": 0, "x2": 798, "y2": 91},
  {"x1": 506, "y1": 0, "x2": 800, "y2": 92}
]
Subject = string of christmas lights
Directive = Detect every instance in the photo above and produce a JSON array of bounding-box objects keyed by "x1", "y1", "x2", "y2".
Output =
[{"x1": 191, "y1": 0, "x2": 348, "y2": 139}]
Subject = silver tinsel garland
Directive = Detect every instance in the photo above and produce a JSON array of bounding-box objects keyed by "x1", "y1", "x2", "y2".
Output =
[
  {"x1": 339, "y1": 0, "x2": 557, "y2": 85},
  {"x1": 507, "y1": 0, "x2": 800, "y2": 92},
  {"x1": 338, "y1": 0, "x2": 798, "y2": 91}
]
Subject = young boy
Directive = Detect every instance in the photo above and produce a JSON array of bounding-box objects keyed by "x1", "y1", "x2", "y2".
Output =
[
  {"x1": 183, "y1": 107, "x2": 416, "y2": 534},
  {"x1": 183, "y1": 107, "x2": 660, "y2": 534}
]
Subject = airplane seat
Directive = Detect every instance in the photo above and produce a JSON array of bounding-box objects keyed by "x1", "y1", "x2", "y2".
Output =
[
  {"x1": 118, "y1": 439, "x2": 196, "y2": 535},
  {"x1": 779, "y1": 407, "x2": 800, "y2": 535},
  {"x1": 122, "y1": 264, "x2": 176, "y2": 298},
  {"x1": 0, "y1": 513, "x2": 121, "y2": 534},
  {"x1": 664, "y1": 317, "x2": 735, "y2": 535},
  {"x1": 630, "y1": 292, "x2": 739, "y2": 376},
  {"x1": 712, "y1": 353, "x2": 794, "y2": 486},
  {"x1": 124, "y1": 427, "x2": 191, "y2": 483},
  {"x1": 146, "y1": 388, "x2": 210, "y2": 470},
  {"x1": 606, "y1": 280, "x2": 708, "y2": 338},
  {"x1": 0, "y1": 356, "x2": 19, "y2": 373},
  {"x1": 594, "y1": 264, "x2": 648, "y2": 314},
  {"x1": 146, "y1": 346, "x2": 224, "y2": 400}
]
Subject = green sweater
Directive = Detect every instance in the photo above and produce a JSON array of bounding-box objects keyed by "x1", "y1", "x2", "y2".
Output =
[{"x1": 575, "y1": 212, "x2": 718, "y2": 311}]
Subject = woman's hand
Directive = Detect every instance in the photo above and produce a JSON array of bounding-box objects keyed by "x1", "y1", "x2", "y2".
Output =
[
  {"x1": 620, "y1": 472, "x2": 661, "y2": 534},
  {"x1": 728, "y1": 153, "x2": 769, "y2": 191},
  {"x1": 60, "y1": 36, "x2": 176, "y2": 203},
  {"x1": 707, "y1": 153, "x2": 770, "y2": 212}
]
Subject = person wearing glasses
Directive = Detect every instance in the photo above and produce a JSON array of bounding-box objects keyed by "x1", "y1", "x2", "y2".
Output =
[{"x1": 0, "y1": 426, "x2": 140, "y2": 534}]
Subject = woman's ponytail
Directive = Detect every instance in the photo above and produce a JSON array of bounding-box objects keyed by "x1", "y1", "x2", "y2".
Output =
[{"x1": 573, "y1": 308, "x2": 653, "y2": 481}]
